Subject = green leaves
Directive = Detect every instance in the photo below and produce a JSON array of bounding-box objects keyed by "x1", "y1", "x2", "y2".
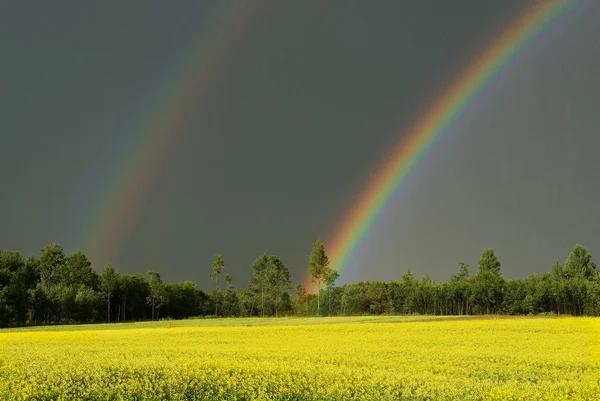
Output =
[
  {"x1": 564, "y1": 244, "x2": 597, "y2": 280},
  {"x1": 100, "y1": 264, "x2": 120, "y2": 323},
  {"x1": 146, "y1": 270, "x2": 166, "y2": 320},
  {"x1": 477, "y1": 249, "x2": 501, "y2": 275},
  {"x1": 248, "y1": 252, "x2": 291, "y2": 316},
  {"x1": 38, "y1": 243, "x2": 66, "y2": 287},
  {"x1": 210, "y1": 254, "x2": 225, "y2": 286},
  {"x1": 308, "y1": 238, "x2": 337, "y2": 315},
  {"x1": 100, "y1": 264, "x2": 119, "y2": 296},
  {"x1": 309, "y1": 239, "x2": 330, "y2": 285}
]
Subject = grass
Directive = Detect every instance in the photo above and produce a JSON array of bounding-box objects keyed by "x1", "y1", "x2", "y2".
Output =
[{"x1": 0, "y1": 314, "x2": 509, "y2": 333}]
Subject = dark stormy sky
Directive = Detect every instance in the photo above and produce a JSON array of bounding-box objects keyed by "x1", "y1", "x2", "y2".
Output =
[{"x1": 2, "y1": 1, "x2": 599, "y2": 289}]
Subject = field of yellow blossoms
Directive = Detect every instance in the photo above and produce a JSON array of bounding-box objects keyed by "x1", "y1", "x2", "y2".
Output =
[{"x1": 1, "y1": 316, "x2": 599, "y2": 400}]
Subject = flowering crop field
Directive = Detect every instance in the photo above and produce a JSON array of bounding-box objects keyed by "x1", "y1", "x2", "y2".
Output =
[{"x1": 0, "y1": 316, "x2": 599, "y2": 400}]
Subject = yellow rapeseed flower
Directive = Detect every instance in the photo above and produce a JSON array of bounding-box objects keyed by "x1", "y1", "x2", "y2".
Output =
[{"x1": 0, "y1": 317, "x2": 598, "y2": 400}]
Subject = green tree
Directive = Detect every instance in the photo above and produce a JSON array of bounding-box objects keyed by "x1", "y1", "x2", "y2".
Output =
[
  {"x1": 564, "y1": 244, "x2": 597, "y2": 281},
  {"x1": 164, "y1": 281, "x2": 208, "y2": 319},
  {"x1": 279, "y1": 292, "x2": 293, "y2": 315},
  {"x1": 267, "y1": 256, "x2": 291, "y2": 317},
  {"x1": 309, "y1": 239, "x2": 331, "y2": 316},
  {"x1": 478, "y1": 249, "x2": 501, "y2": 275},
  {"x1": 0, "y1": 251, "x2": 33, "y2": 325},
  {"x1": 471, "y1": 249, "x2": 505, "y2": 314},
  {"x1": 0, "y1": 250, "x2": 25, "y2": 272},
  {"x1": 237, "y1": 288, "x2": 256, "y2": 317},
  {"x1": 61, "y1": 251, "x2": 98, "y2": 289},
  {"x1": 222, "y1": 274, "x2": 239, "y2": 317},
  {"x1": 74, "y1": 286, "x2": 104, "y2": 323},
  {"x1": 503, "y1": 279, "x2": 527, "y2": 315},
  {"x1": 38, "y1": 243, "x2": 66, "y2": 287},
  {"x1": 99, "y1": 264, "x2": 119, "y2": 323},
  {"x1": 450, "y1": 262, "x2": 471, "y2": 315},
  {"x1": 293, "y1": 282, "x2": 309, "y2": 316},
  {"x1": 122, "y1": 274, "x2": 151, "y2": 321},
  {"x1": 210, "y1": 254, "x2": 225, "y2": 315},
  {"x1": 249, "y1": 252, "x2": 270, "y2": 317},
  {"x1": 146, "y1": 270, "x2": 166, "y2": 320},
  {"x1": 324, "y1": 269, "x2": 340, "y2": 315},
  {"x1": 550, "y1": 261, "x2": 564, "y2": 279},
  {"x1": 399, "y1": 267, "x2": 417, "y2": 314}
]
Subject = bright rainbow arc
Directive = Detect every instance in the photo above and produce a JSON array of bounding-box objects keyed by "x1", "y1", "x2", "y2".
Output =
[
  {"x1": 83, "y1": 2, "x2": 263, "y2": 266},
  {"x1": 306, "y1": 0, "x2": 571, "y2": 291}
]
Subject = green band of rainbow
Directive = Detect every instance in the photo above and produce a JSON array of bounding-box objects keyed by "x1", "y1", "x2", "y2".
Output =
[{"x1": 306, "y1": 0, "x2": 571, "y2": 291}]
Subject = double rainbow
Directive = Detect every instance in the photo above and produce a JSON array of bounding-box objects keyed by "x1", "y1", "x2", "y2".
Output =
[{"x1": 81, "y1": 1, "x2": 571, "y2": 285}]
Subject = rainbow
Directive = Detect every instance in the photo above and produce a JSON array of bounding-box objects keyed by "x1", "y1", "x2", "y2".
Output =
[
  {"x1": 83, "y1": 2, "x2": 265, "y2": 266},
  {"x1": 306, "y1": 0, "x2": 571, "y2": 291}
]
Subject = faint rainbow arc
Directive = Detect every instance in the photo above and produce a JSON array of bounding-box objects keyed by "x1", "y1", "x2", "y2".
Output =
[{"x1": 83, "y1": 2, "x2": 264, "y2": 266}]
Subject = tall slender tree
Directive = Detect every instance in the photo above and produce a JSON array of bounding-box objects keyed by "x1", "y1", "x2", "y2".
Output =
[
  {"x1": 210, "y1": 254, "x2": 225, "y2": 315},
  {"x1": 267, "y1": 256, "x2": 291, "y2": 317},
  {"x1": 309, "y1": 239, "x2": 331, "y2": 316},
  {"x1": 249, "y1": 252, "x2": 270, "y2": 317},
  {"x1": 294, "y1": 282, "x2": 308, "y2": 316},
  {"x1": 472, "y1": 249, "x2": 504, "y2": 314},
  {"x1": 99, "y1": 264, "x2": 119, "y2": 323},
  {"x1": 223, "y1": 274, "x2": 240, "y2": 317},
  {"x1": 450, "y1": 262, "x2": 471, "y2": 315},
  {"x1": 146, "y1": 270, "x2": 165, "y2": 320}
]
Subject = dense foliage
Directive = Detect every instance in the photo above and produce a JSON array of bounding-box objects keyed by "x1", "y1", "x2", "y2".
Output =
[
  {"x1": 1, "y1": 317, "x2": 598, "y2": 400},
  {"x1": 1, "y1": 241, "x2": 600, "y2": 327}
]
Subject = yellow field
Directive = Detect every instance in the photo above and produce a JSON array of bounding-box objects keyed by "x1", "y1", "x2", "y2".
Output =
[{"x1": 0, "y1": 316, "x2": 599, "y2": 400}]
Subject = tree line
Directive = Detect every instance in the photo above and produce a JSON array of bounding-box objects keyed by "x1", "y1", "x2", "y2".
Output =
[{"x1": 0, "y1": 240, "x2": 599, "y2": 327}]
